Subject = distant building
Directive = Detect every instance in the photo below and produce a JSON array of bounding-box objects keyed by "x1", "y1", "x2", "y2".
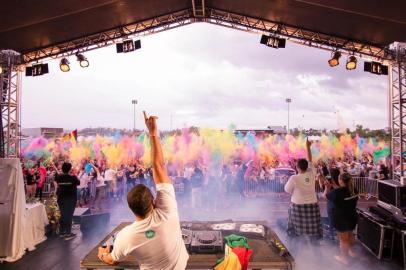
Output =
[
  {"x1": 22, "y1": 127, "x2": 64, "y2": 139},
  {"x1": 235, "y1": 126, "x2": 287, "y2": 136}
]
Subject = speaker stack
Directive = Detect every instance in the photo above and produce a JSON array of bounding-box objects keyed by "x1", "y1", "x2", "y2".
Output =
[{"x1": 356, "y1": 180, "x2": 406, "y2": 268}]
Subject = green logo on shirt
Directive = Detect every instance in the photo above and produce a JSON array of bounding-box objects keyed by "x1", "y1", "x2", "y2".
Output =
[
  {"x1": 304, "y1": 177, "x2": 310, "y2": 184},
  {"x1": 145, "y1": 230, "x2": 155, "y2": 239}
]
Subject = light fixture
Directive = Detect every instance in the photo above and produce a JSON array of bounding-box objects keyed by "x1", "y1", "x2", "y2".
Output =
[
  {"x1": 328, "y1": 51, "x2": 341, "y2": 67},
  {"x1": 346, "y1": 55, "x2": 357, "y2": 70},
  {"x1": 364, "y1": 61, "x2": 388, "y2": 75},
  {"x1": 59, "y1": 58, "x2": 70, "y2": 72},
  {"x1": 25, "y1": 63, "x2": 49, "y2": 76},
  {"x1": 76, "y1": 54, "x2": 89, "y2": 68},
  {"x1": 0, "y1": 66, "x2": 3, "y2": 74},
  {"x1": 260, "y1": 35, "x2": 286, "y2": 48},
  {"x1": 116, "y1": 39, "x2": 141, "y2": 53}
]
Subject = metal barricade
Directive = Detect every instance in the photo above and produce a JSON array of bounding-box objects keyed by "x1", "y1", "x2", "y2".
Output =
[
  {"x1": 244, "y1": 176, "x2": 288, "y2": 197},
  {"x1": 353, "y1": 177, "x2": 378, "y2": 198},
  {"x1": 243, "y1": 176, "x2": 378, "y2": 198},
  {"x1": 42, "y1": 175, "x2": 54, "y2": 196}
]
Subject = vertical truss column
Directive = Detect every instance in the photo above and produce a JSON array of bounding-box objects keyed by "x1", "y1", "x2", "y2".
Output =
[
  {"x1": 191, "y1": 0, "x2": 205, "y2": 19},
  {"x1": 390, "y1": 43, "x2": 406, "y2": 181},
  {"x1": 0, "y1": 50, "x2": 22, "y2": 158}
]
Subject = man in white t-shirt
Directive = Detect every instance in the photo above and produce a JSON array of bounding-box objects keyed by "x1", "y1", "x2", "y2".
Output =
[
  {"x1": 104, "y1": 167, "x2": 117, "y2": 198},
  {"x1": 284, "y1": 139, "x2": 322, "y2": 237},
  {"x1": 97, "y1": 112, "x2": 189, "y2": 270}
]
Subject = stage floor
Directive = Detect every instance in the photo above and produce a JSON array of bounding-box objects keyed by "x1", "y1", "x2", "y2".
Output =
[{"x1": 0, "y1": 196, "x2": 401, "y2": 270}]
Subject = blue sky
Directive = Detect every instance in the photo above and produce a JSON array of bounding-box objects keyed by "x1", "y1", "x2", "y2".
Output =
[{"x1": 22, "y1": 23, "x2": 388, "y2": 131}]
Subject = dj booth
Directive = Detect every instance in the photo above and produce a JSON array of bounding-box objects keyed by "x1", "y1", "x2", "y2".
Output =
[{"x1": 80, "y1": 220, "x2": 294, "y2": 270}]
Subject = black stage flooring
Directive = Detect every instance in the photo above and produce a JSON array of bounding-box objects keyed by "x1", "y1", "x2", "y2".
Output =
[{"x1": 0, "y1": 196, "x2": 401, "y2": 270}]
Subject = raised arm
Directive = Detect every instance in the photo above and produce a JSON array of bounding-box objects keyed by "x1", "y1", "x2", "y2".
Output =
[
  {"x1": 306, "y1": 138, "x2": 312, "y2": 163},
  {"x1": 143, "y1": 111, "x2": 170, "y2": 184}
]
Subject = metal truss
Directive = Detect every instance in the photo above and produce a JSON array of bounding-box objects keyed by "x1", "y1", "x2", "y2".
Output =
[
  {"x1": 0, "y1": 50, "x2": 22, "y2": 158},
  {"x1": 22, "y1": 9, "x2": 194, "y2": 63},
  {"x1": 205, "y1": 8, "x2": 392, "y2": 62},
  {"x1": 21, "y1": 7, "x2": 393, "y2": 64},
  {"x1": 390, "y1": 43, "x2": 406, "y2": 181}
]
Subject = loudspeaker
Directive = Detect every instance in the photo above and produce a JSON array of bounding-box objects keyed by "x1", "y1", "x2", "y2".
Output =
[
  {"x1": 72, "y1": 207, "x2": 90, "y2": 223},
  {"x1": 393, "y1": 230, "x2": 406, "y2": 269},
  {"x1": 80, "y1": 212, "x2": 110, "y2": 233},
  {"x1": 357, "y1": 209, "x2": 394, "y2": 259}
]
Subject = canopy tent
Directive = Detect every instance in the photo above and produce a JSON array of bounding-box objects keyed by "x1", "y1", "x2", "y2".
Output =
[
  {"x1": 0, "y1": 1, "x2": 406, "y2": 179},
  {"x1": 0, "y1": 0, "x2": 405, "y2": 62}
]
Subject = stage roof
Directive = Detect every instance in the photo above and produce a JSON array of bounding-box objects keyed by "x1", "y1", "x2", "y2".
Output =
[{"x1": 0, "y1": 0, "x2": 405, "y2": 57}]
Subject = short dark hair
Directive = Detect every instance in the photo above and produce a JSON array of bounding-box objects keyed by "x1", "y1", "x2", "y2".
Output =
[
  {"x1": 127, "y1": 184, "x2": 153, "y2": 218},
  {"x1": 297, "y1": 159, "x2": 308, "y2": 172},
  {"x1": 62, "y1": 162, "x2": 72, "y2": 173}
]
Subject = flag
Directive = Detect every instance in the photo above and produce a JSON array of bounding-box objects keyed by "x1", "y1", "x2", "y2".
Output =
[
  {"x1": 61, "y1": 129, "x2": 78, "y2": 144},
  {"x1": 214, "y1": 234, "x2": 253, "y2": 270},
  {"x1": 70, "y1": 129, "x2": 78, "y2": 143}
]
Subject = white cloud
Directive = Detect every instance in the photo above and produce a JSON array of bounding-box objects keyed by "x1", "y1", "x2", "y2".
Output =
[{"x1": 21, "y1": 24, "x2": 388, "y2": 131}]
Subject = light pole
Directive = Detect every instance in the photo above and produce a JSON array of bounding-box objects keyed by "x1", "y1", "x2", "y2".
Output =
[
  {"x1": 286, "y1": 98, "x2": 292, "y2": 134},
  {"x1": 131, "y1": 99, "x2": 137, "y2": 131}
]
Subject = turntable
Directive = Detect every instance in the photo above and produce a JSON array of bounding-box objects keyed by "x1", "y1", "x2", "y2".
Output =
[
  {"x1": 191, "y1": 231, "x2": 223, "y2": 254},
  {"x1": 181, "y1": 222, "x2": 193, "y2": 229},
  {"x1": 211, "y1": 223, "x2": 236, "y2": 231},
  {"x1": 239, "y1": 223, "x2": 266, "y2": 238}
]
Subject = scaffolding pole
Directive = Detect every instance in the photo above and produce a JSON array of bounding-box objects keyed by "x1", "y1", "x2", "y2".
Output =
[
  {"x1": 0, "y1": 50, "x2": 22, "y2": 158},
  {"x1": 390, "y1": 43, "x2": 406, "y2": 181}
]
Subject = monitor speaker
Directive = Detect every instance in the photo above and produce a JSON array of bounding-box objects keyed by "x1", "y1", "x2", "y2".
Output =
[
  {"x1": 357, "y1": 209, "x2": 394, "y2": 259},
  {"x1": 80, "y1": 212, "x2": 110, "y2": 234}
]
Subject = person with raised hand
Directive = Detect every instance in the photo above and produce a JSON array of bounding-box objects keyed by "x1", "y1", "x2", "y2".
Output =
[
  {"x1": 284, "y1": 138, "x2": 323, "y2": 239},
  {"x1": 98, "y1": 111, "x2": 189, "y2": 269}
]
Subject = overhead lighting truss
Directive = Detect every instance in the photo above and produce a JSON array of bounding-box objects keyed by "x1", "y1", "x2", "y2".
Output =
[
  {"x1": 20, "y1": 8, "x2": 396, "y2": 64},
  {"x1": 22, "y1": 9, "x2": 194, "y2": 63}
]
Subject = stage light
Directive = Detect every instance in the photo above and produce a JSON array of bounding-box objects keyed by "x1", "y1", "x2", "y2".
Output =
[
  {"x1": 364, "y1": 61, "x2": 388, "y2": 75},
  {"x1": 116, "y1": 39, "x2": 141, "y2": 53},
  {"x1": 260, "y1": 35, "x2": 286, "y2": 48},
  {"x1": 0, "y1": 66, "x2": 3, "y2": 74},
  {"x1": 60, "y1": 58, "x2": 70, "y2": 72},
  {"x1": 25, "y1": 63, "x2": 49, "y2": 76},
  {"x1": 346, "y1": 56, "x2": 357, "y2": 70},
  {"x1": 76, "y1": 54, "x2": 89, "y2": 68},
  {"x1": 328, "y1": 51, "x2": 341, "y2": 67}
]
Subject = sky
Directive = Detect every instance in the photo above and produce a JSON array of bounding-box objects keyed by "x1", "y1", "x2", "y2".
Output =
[{"x1": 22, "y1": 23, "x2": 388, "y2": 131}]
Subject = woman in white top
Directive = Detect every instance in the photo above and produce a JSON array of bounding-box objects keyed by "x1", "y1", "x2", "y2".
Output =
[{"x1": 92, "y1": 164, "x2": 105, "y2": 210}]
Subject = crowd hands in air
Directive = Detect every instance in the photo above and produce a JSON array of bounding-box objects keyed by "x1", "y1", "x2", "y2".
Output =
[{"x1": 22, "y1": 150, "x2": 389, "y2": 211}]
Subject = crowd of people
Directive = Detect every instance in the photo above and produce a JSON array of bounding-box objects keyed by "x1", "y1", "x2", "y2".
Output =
[
  {"x1": 19, "y1": 112, "x2": 392, "y2": 266},
  {"x1": 21, "y1": 149, "x2": 390, "y2": 210}
]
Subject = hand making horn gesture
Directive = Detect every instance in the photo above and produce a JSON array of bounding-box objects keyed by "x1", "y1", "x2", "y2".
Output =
[{"x1": 143, "y1": 111, "x2": 158, "y2": 135}]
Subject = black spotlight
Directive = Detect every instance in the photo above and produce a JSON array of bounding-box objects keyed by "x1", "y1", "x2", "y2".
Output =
[
  {"x1": 116, "y1": 39, "x2": 141, "y2": 53},
  {"x1": 260, "y1": 35, "x2": 286, "y2": 48},
  {"x1": 328, "y1": 51, "x2": 341, "y2": 67},
  {"x1": 59, "y1": 58, "x2": 70, "y2": 72},
  {"x1": 346, "y1": 56, "x2": 357, "y2": 70},
  {"x1": 76, "y1": 54, "x2": 89, "y2": 68},
  {"x1": 364, "y1": 61, "x2": 388, "y2": 75},
  {"x1": 25, "y1": 63, "x2": 49, "y2": 76}
]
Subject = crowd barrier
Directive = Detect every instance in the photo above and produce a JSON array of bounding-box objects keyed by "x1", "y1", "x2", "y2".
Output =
[
  {"x1": 243, "y1": 176, "x2": 378, "y2": 198},
  {"x1": 40, "y1": 174, "x2": 379, "y2": 199}
]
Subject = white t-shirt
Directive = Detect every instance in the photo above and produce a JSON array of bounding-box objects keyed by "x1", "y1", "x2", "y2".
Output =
[
  {"x1": 284, "y1": 162, "x2": 317, "y2": 204},
  {"x1": 111, "y1": 183, "x2": 189, "y2": 270},
  {"x1": 104, "y1": 169, "x2": 116, "y2": 182},
  {"x1": 78, "y1": 174, "x2": 89, "y2": 189}
]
